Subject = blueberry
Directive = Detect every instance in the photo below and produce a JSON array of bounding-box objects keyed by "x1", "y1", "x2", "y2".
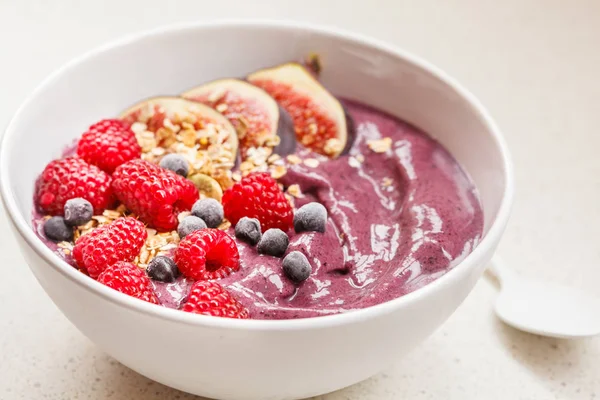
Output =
[
  {"x1": 191, "y1": 198, "x2": 224, "y2": 228},
  {"x1": 177, "y1": 215, "x2": 207, "y2": 238},
  {"x1": 294, "y1": 202, "x2": 327, "y2": 233},
  {"x1": 43, "y1": 216, "x2": 74, "y2": 242},
  {"x1": 159, "y1": 153, "x2": 189, "y2": 177},
  {"x1": 147, "y1": 256, "x2": 180, "y2": 283},
  {"x1": 257, "y1": 228, "x2": 289, "y2": 257},
  {"x1": 234, "y1": 217, "x2": 262, "y2": 245},
  {"x1": 63, "y1": 197, "x2": 93, "y2": 226},
  {"x1": 282, "y1": 251, "x2": 312, "y2": 283}
]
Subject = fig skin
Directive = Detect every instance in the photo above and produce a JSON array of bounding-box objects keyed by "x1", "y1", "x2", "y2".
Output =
[
  {"x1": 273, "y1": 105, "x2": 296, "y2": 157},
  {"x1": 340, "y1": 104, "x2": 356, "y2": 156}
]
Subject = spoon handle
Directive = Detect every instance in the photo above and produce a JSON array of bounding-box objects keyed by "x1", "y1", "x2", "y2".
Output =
[{"x1": 487, "y1": 256, "x2": 517, "y2": 286}]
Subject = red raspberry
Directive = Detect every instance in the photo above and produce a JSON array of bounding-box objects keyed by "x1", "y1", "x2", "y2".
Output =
[
  {"x1": 35, "y1": 157, "x2": 115, "y2": 215},
  {"x1": 174, "y1": 229, "x2": 239, "y2": 280},
  {"x1": 76, "y1": 119, "x2": 141, "y2": 173},
  {"x1": 97, "y1": 262, "x2": 158, "y2": 304},
  {"x1": 222, "y1": 172, "x2": 293, "y2": 232},
  {"x1": 111, "y1": 159, "x2": 199, "y2": 231},
  {"x1": 181, "y1": 281, "x2": 248, "y2": 318},
  {"x1": 72, "y1": 217, "x2": 147, "y2": 279}
]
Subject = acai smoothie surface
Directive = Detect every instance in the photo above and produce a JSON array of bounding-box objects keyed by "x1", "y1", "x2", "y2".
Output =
[{"x1": 32, "y1": 60, "x2": 483, "y2": 320}]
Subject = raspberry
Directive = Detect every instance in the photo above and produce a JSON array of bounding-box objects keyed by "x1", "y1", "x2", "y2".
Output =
[
  {"x1": 72, "y1": 217, "x2": 147, "y2": 278},
  {"x1": 35, "y1": 157, "x2": 115, "y2": 215},
  {"x1": 77, "y1": 119, "x2": 141, "y2": 173},
  {"x1": 111, "y1": 159, "x2": 199, "y2": 231},
  {"x1": 174, "y1": 229, "x2": 239, "y2": 280},
  {"x1": 97, "y1": 262, "x2": 158, "y2": 304},
  {"x1": 222, "y1": 172, "x2": 293, "y2": 232},
  {"x1": 181, "y1": 281, "x2": 248, "y2": 319}
]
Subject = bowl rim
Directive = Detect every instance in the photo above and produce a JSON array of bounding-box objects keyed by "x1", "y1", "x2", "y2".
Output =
[{"x1": 0, "y1": 19, "x2": 514, "y2": 331}]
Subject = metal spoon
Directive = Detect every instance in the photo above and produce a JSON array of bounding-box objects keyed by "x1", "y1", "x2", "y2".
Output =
[{"x1": 488, "y1": 257, "x2": 600, "y2": 338}]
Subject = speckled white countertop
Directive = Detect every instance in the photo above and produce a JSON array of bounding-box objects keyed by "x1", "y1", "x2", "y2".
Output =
[{"x1": 1, "y1": 0, "x2": 599, "y2": 399}]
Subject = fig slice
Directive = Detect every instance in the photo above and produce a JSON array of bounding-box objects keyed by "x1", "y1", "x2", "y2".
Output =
[
  {"x1": 248, "y1": 62, "x2": 349, "y2": 158},
  {"x1": 182, "y1": 79, "x2": 294, "y2": 159},
  {"x1": 119, "y1": 96, "x2": 238, "y2": 165}
]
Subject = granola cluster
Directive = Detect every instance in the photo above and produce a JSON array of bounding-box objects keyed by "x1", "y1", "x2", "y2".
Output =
[{"x1": 129, "y1": 102, "x2": 236, "y2": 189}]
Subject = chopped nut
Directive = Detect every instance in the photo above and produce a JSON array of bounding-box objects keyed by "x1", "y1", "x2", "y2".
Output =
[
  {"x1": 232, "y1": 172, "x2": 242, "y2": 182},
  {"x1": 271, "y1": 165, "x2": 287, "y2": 179},
  {"x1": 92, "y1": 216, "x2": 111, "y2": 225},
  {"x1": 367, "y1": 137, "x2": 392, "y2": 153},
  {"x1": 137, "y1": 131, "x2": 157, "y2": 152},
  {"x1": 180, "y1": 128, "x2": 197, "y2": 147},
  {"x1": 159, "y1": 243, "x2": 177, "y2": 252},
  {"x1": 240, "y1": 161, "x2": 254, "y2": 172},
  {"x1": 348, "y1": 157, "x2": 361, "y2": 168},
  {"x1": 304, "y1": 158, "x2": 320, "y2": 168},
  {"x1": 211, "y1": 169, "x2": 234, "y2": 191},
  {"x1": 79, "y1": 220, "x2": 96, "y2": 231},
  {"x1": 324, "y1": 138, "x2": 344, "y2": 156},
  {"x1": 265, "y1": 135, "x2": 281, "y2": 147},
  {"x1": 130, "y1": 122, "x2": 148, "y2": 135},
  {"x1": 57, "y1": 241, "x2": 74, "y2": 252},
  {"x1": 103, "y1": 209, "x2": 121, "y2": 220},
  {"x1": 267, "y1": 154, "x2": 281, "y2": 164},
  {"x1": 246, "y1": 146, "x2": 271, "y2": 168},
  {"x1": 139, "y1": 246, "x2": 150, "y2": 265},
  {"x1": 287, "y1": 154, "x2": 302, "y2": 165},
  {"x1": 215, "y1": 103, "x2": 228, "y2": 113},
  {"x1": 181, "y1": 121, "x2": 195, "y2": 131},
  {"x1": 179, "y1": 110, "x2": 198, "y2": 125},
  {"x1": 148, "y1": 234, "x2": 168, "y2": 249},
  {"x1": 382, "y1": 177, "x2": 393, "y2": 187},
  {"x1": 287, "y1": 184, "x2": 304, "y2": 198},
  {"x1": 156, "y1": 126, "x2": 176, "y2": 146},
  {"x1": 218, "y1": 219, "x2": 231, "y2": 231},
  {"x1": 163, "y1": 118, "x2": 181, "y2": 133},
  {"x1": 177, "y1": 212, "x2": 191, "y2": 223},
  {"x1": 151, "y1": 147, "x2": 166, "y2": 156}
]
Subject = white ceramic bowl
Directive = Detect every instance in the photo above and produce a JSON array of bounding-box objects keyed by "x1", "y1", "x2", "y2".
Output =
[{"x1": 0, "y1": 21, "x2": 513, "y2": 400}]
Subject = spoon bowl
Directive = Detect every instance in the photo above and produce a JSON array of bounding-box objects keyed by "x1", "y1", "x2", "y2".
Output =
[{"x1": 490, "y1": 258, "x2": 600, "y2": 339}]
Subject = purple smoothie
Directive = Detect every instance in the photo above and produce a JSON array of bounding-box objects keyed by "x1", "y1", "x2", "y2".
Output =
[
  {"x1": 32, "y1": 99, "x2": 483, "y2": 320},
  {"x1": 150, "y1": 99, "x2": 484, "y2": 319}
]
